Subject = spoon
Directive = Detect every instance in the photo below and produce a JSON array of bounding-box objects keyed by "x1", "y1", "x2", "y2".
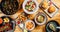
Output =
[{"x1": 56, "y1": 27, "x2": 60, "y2": 29}]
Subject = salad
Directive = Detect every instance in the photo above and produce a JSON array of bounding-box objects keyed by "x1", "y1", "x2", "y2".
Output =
[{"x1": 25, "y1": 0, "x2": 36, "y2": 12}]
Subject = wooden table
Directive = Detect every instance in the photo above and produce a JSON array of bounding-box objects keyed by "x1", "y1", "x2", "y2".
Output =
[
  {"x1": 0, "y1": 0, "x2": 60, "y2": 32},
  {"x1": 14, "y1": 9, "x2": 60, "y2": 32},
  {"x1": 14, "y1": 0, "x2": 60, "y2": 32}
]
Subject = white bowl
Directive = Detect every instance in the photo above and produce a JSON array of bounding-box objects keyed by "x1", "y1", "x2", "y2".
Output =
[
  {"x1": 25, "y1": 20, "x2": 35, "y2": 31},
  {"x1": 23, "y1": 0, "x2": 39, "y2": 14},
  {"x1": 35, "y1": 12, "x2": 47, "y2": 25}
]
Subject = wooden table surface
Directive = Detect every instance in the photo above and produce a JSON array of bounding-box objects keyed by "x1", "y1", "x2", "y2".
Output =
[
  {"x1": 14, "y1": 0, "x2": 60, "y2": 32},
  {"x1": 0, "y1": 0, "x2": 60, "y2": 32}
]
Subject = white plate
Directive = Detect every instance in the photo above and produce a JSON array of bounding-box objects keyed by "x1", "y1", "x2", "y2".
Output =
[
  {"x1": 23, "y1": 0, "x2": 39, "y2": 14},
  {"x1": 25, "y1": 20, "x2": 35, "y2": 31},
  {"x1": 44, "y1": 1, "x2": 59, "y2": 17},
  {"x1": 35, "y1": 12, "x2": 47, "y2": 25}
]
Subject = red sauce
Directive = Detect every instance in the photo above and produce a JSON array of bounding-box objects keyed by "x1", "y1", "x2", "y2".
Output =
[
  {"x1": 0, "y1": 18, "x2": 3, "y2": 24},
  {"x1": 17, "y1": 21, "x2": 20, "y2": 24}
]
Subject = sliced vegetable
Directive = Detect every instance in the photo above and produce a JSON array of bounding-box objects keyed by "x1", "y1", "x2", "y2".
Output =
[{"x1": 49, "y1": 23, "x2": 56, "y2": 31}]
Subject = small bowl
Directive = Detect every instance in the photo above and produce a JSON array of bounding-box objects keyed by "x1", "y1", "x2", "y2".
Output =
[
  {"x1": 34, "y1": 12, "x2": 47, "y2": 25},
  {"x1": 0, "y1": 16, "x2": 16, "y2": 32},
  {"x1": 45, "y1": 20, "x2": 59, "y2": 32},
  {"x1": 25, "y1": 20, "x2": 35, "y2": 31},
  {"x1": 23, "y1": 0, "x2": 39, "y2": 14}
]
